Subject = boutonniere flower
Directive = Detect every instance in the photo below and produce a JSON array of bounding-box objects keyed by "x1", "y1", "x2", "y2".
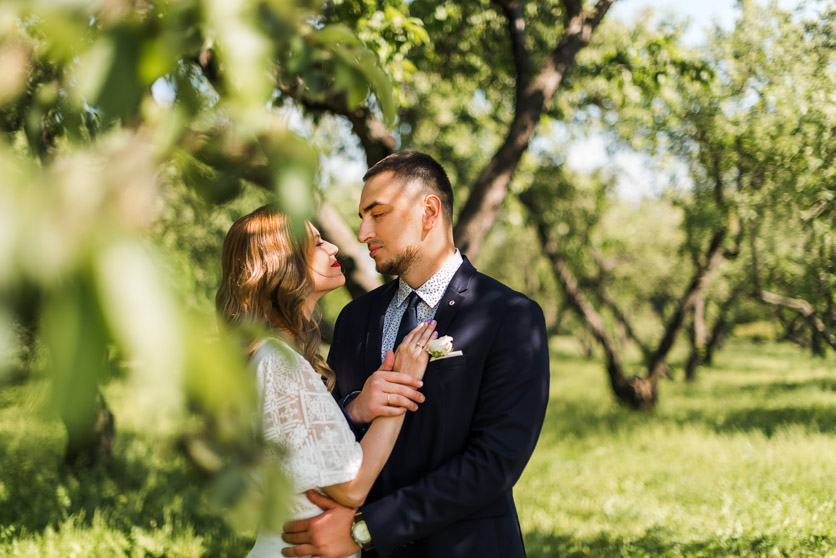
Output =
[{"x1": 426, "y1": 335, "x2": 463, "y2": 362}]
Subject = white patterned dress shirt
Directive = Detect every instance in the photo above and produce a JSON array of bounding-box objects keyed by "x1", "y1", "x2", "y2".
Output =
[{"x1": 380, "y1": 249, "x2": 463, "y2": 361}]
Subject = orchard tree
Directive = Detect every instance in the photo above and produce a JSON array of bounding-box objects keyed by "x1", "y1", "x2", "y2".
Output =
[
  {"x1": 523, "y1": 0, "x2": 835, "y2": 407},
  {"x1": 267, "y1": 0, "x2": 617, "y2": 296}
]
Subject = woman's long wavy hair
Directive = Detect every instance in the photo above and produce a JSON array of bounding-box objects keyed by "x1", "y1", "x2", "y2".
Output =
[{"x1": 216, "y1": 205, "x2": 336, "y2": 390}]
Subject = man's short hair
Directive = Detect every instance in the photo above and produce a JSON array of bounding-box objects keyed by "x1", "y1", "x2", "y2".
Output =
[{"x1": 363, "y1": 151, "x2": 454, "y2": 226}]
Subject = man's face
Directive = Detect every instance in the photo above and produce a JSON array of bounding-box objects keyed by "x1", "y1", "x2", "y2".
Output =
[{"x1": 357, "y1": 171, "x2": 425, "y2": 276}]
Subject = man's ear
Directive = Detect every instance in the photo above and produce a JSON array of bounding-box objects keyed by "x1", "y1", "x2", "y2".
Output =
[{"x1": 422, "y1": 194, "x2": 442, "y2": 230}]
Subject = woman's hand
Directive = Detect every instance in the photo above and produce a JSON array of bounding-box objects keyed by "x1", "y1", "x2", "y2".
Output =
[
  {"x1": 394, "y1": 321, "x2": 438, "y2": 380},
  {"x1": 344, "y1": 352, "x2": 425, "y2": 424}
]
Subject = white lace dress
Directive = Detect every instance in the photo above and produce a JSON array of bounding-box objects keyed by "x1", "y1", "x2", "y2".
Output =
[{"x1": 248, "y1": 337, "x2": 362, "y2": 558}]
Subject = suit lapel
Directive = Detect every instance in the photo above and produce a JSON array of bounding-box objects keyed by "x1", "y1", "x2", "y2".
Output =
[
  {"x1": 432, "y1": 256, "x2": 476, "y2": 335},
  {"x1": 365, "y1": 280, "x2": 397, "y2": 374}
]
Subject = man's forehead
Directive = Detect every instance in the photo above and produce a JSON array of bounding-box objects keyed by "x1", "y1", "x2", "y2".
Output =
[{"x1": 359, "y1": 172, "x2": 421, "y2": 210}]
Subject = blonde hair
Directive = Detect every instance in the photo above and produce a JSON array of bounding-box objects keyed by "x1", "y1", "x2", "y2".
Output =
[{"x1": 216, "y1": 205, "x2": 335, "y2": 389}]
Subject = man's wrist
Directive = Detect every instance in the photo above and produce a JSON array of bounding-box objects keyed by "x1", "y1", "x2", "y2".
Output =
[
  {"x1": 341, "y1": 391, "x2": 369, "y2": 429},
  {"x1": 350, "y1": 510, "x2": 374, "y2": 551}
]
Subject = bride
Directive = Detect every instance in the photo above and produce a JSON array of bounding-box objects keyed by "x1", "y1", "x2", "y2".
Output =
[{"x1": 216, "y1": 205, "x2": 437, "y2": 558}]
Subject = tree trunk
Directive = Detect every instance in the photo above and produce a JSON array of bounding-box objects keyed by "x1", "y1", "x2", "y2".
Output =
[
  {"x1": 685, "y1": 319, "x2": 699, "y2": 382},
  {"x1": 263, "y1": 2, "x2": 615, "y2": 296},
  {"x1": 63, "y1": 390, "x2": 115, "y2": 469},
  {"x1": 454, "y1": 0, "x2": 615, "y2": 258},
  {"x1": 704, "y1": 314, "x2": 727, "y2": 366},
  {"x1": 645, "y1": 228, "x2": 728, "y2": 385},
  {"x1": 693, "y1": 293, "x2": 707, "y2": 353},
  {"x1": 520, "y1": 188, "x2": 656, "y2": 410}
]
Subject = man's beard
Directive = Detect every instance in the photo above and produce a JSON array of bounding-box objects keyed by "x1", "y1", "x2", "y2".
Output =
[{"x1": 376, "y1": 245, "x2": 420, "y2": 276}]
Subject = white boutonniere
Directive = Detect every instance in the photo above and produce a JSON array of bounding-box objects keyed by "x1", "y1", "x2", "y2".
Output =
[{"x1": 426, "y1": 335, "x2": 463, "y2": 362}]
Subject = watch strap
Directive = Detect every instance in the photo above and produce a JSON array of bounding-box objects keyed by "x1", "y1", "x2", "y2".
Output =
[{"x1": 351, "y1": 510, "x2": 374, "y2": 551}]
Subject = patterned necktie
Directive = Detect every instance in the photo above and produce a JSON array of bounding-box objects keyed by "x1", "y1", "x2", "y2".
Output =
[{"x1": 395, "y1": 292, "x2": 421, "y2": 351}]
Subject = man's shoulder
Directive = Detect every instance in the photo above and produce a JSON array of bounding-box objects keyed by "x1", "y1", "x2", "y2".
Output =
[{"x1": 469, "y1": 268, "x2": 541, "y2": 312}]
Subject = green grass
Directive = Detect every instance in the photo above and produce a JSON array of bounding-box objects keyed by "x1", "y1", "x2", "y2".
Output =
[
  {"x1": 1, "y1": 338, "x2": 835, "y2": 556},
  {"x1": 517, "y1": 337, "x2": 836, "y2": 557},
  {"x1": 0, "y1": 380, "x2": 251, "y2": 557}
]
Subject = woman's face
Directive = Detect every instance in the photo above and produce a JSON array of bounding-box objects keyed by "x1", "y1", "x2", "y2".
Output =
[{"x1": 308, "y1": 224, "x2": 345, "y2": 296}]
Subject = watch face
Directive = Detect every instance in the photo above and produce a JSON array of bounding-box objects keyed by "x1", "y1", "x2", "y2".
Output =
[{"x1": 352, "y1": 520, "x2": 371, "y2": 544}]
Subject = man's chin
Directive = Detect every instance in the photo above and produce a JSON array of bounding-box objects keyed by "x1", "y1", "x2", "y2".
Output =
[
  {"x1": 375, "y1": 261, "x2": 395, "y2": 275},
  {"x1": 376, "y1": 246, "x2": 419, "y2": 277}
]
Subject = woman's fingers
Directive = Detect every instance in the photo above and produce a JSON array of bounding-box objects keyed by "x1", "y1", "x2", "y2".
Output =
[
  {"x1": 416, "y1": 322, "x2": 438, "y2": 347},
  {"x1": 401, "y1": 321, "x2": 428, "y2": 348},
  {"x1": 401, "y1": 320, "x2": 436, "y2": 351}
]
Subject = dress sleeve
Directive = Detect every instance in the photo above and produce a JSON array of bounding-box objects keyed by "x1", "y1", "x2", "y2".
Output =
[{"x1": 253, "y1": 339, "x2": 363, "y2": 493}]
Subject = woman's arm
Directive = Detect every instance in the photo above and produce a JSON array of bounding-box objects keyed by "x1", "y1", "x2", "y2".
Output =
[{"x1": 320, "y1": 321, "x2": 438, "y2": 507}]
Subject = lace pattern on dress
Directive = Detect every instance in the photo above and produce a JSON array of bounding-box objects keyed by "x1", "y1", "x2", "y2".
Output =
[{"x1": 253, "y1": 338, "x2": 363, "y2": 497}]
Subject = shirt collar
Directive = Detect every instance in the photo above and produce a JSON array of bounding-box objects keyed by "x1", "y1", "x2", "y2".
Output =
[{"x1": 394, "y1": 249, "x2": 463, "y2": 310}]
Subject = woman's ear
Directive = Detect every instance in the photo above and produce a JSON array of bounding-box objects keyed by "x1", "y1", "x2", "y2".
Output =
[{"x1": 423, "y1": 194, "x2": 442, "y2": 230}]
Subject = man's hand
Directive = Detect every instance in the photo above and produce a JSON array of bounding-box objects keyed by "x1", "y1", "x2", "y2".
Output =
[
  {"x1": 281, "y1": 490, "x2": 360, "y2": 558},
  {"x1": 345, "y1": 350, "x2": 425, "y2": 424}
]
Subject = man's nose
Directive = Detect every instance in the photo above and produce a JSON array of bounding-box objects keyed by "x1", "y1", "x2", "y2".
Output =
[{"x1": 357, "y1": 219, "x2": 371, "y2": 243}]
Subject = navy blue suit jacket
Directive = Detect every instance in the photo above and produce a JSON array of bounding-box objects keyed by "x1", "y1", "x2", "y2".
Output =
[{"x1": 328, "y1": 257, "x2": 550, "y2": 558}]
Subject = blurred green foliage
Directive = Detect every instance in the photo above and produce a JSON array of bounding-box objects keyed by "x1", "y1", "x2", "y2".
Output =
[{"x1": 0, "y1": 0, "x2": 395, "y2": 533}]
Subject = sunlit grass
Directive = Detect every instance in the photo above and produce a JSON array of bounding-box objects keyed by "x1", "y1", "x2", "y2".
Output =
[
  {"x1": 2, "y1": 338, "x2": 835, "y2": 556},
  {"x1": 517, "y1": 337, "x2": 836, "y2": 557}
]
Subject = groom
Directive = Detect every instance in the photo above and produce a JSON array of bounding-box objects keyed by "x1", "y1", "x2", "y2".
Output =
[{"x1": 282, "y1": 151, "x2": 550, "y2": 558}]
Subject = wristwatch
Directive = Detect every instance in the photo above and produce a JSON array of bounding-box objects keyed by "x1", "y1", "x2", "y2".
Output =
[{"x1": 351, "y1": 510, "x2": 374, "y2": 551}]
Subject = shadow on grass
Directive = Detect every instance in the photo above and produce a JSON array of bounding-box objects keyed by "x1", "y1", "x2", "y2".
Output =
[
  {"x1": 0, "y1": 428, "x2": 250, "y2": 555},
  {"x1": 524, "y1": 527, "x2": 836, "y2": 557},
  {"x1": 539, "y1": 398, "x2": 649, "y2": 443},
  {"x1": 709, "y1": 405, "x2": 836, "y2": 436},
  {"x1": 540, "y1": 395, "x2": 836, "y2": 443},
  {"x1": 731, "y1": 377, "x2": 836, "y2": 395}
]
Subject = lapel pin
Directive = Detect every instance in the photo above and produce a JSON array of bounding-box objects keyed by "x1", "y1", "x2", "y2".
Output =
[{"x1": 448, "y1": 300, "x2": 455, "y2": 306}]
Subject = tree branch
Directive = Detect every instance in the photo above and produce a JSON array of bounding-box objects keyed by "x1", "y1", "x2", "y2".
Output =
[
  {"x1": 590, "y1": 250, "x2": 651, "y2": 356},
  {"x1": 759, "y1": 291, "x2": 836, "y2": 351},
  {"x1": 646, "y1": 226, "x2": 728, "y2": 383},
  {"x1": 275, "y1": 81, "x2": 396, "y2": 167},
  {"x1": 493, "y1": 0, "x2": 532, "y2": 98},
  {"x1": 563, "y1": 0, "x2": 583, "y2": 23}
]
